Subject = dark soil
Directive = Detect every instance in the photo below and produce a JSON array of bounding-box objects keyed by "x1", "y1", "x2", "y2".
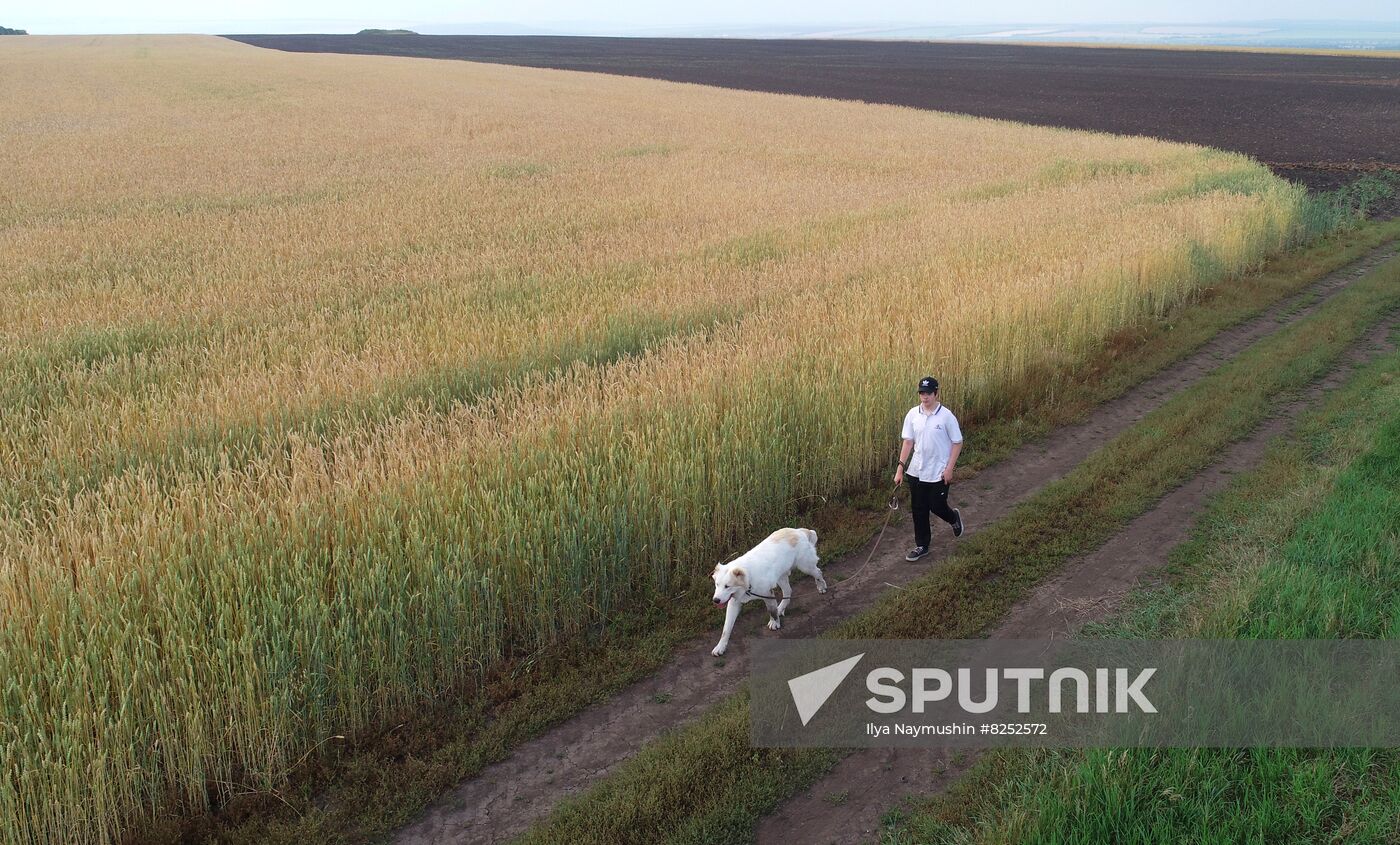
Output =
[{"x1": 225, "y1": 35, "x2": 1400, "y2": 204}]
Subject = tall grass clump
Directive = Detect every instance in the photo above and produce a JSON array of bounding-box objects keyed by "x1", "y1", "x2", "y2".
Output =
[
  {"x1": 1295, "y1": 169, "x2": 1400, "y2": 238},
  {"x1": 0, "y1": 34, "x2": 1317, "y2": 845}
]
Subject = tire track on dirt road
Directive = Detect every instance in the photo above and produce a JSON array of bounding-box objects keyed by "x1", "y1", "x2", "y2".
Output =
[
  {"x1": 394, "y1": 242, "x2": 1398, "y2": 845},
  {"x1": 755, "y1": 312, "x2": 1400, "y2": 845}
]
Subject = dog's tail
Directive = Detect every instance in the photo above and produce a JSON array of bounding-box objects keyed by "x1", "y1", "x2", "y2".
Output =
[{"x1": 802, "y1": 527, "x2": 818, "y2": 547}]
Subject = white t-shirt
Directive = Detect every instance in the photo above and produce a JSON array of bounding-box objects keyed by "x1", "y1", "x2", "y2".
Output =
[{"x1": 901, "y1": 403, "x2": 963, "y2": 482}]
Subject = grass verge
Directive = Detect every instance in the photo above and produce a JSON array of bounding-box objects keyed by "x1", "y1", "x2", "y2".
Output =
[
  {"x1": 175, "y1": 222, "x2": 1399, "y2": 844},
  {"x1": 512, "y1": 247, "x2": 1400, "y2": 844},
  {"x1": 881, "y1": 312, "x2": 1400, "y2": 845}
]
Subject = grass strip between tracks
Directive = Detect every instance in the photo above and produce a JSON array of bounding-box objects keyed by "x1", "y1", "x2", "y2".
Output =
[
  {"x1": 511, "y1": 246, "x2": 1400, "y2": 844},
  {"x1": 880, "y1": 296, "x2": 1400, "y2": 845},
  {"x1": 185, "y1": 221, "x2": 1399, "y2": 845}
]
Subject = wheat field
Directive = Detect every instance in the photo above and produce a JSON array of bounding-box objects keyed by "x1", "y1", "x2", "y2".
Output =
[{"x1": 0, "y1": 34, "x2": 1308, "y2": 843}]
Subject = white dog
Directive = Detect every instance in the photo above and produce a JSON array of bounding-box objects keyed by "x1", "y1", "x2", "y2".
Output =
[{"x1": 710, "y1": 527, "x2": 827, "y2": 656}]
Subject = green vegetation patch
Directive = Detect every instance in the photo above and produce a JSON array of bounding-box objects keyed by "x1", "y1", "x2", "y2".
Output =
[
  {"x1": 1151, "y1": 166, "x2": 1283, "y2": 203},
  {"x1": 1038, "y1": 158, "x2": 1151, "y2": 185},
  {"x1": 703, "y1": 231, "x2": 788, "y2": 268}
]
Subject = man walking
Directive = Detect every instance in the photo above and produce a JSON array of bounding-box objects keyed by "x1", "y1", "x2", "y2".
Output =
[{"x1": 894, "y1": 376, "x2": 964, "y2": 561}]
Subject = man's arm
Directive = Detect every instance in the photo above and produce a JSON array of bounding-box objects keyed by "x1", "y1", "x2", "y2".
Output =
[
  {"x1": 943, "y1": 413, "x2": 964, "y2": 483},
  {"x1": 942, "y1": 441, "x2": 962, "y2": 483}
]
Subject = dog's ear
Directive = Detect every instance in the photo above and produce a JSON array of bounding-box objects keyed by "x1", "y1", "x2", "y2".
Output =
[{"x1": 731, "y1": 567, "x2": 747, "y2": 584}]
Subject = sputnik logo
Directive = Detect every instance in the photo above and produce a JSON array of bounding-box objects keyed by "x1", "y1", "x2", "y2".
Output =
[{"x1": 787, "y1": 653, "x2": 865, "y2": 726}]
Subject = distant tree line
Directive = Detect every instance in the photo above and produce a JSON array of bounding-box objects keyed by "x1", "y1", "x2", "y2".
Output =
[
  {"x1": 357, "y1": 28, "x2": 416, "y2": 35},
  {"x1": 0, "y1": 26, "x2": 28, "y2": 34}
]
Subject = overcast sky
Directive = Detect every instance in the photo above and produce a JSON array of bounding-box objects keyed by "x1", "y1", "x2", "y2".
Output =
[{"x1": 10, "y1": 1, "x2": 1398, "y2": 34}]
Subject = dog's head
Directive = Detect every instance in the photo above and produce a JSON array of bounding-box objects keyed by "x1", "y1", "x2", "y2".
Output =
[{"x1": 711, "y1": 563, "x2": 747, "y2": 607}]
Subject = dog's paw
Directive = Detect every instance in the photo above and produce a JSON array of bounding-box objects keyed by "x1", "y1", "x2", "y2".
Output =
[
  {"x1": 767, "y1": 618, "x2": 781, "y2": 630},
  {"x1": 817, "y1": 582, "x2": 828, "y2": 594},
  {"x1": 711, "y1": 644, "x2": 727, "y2": 657}
]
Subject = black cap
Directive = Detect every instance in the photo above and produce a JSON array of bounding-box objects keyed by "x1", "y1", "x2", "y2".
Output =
[{"x1": 918, "y1": 376, "x2": 939, "y2": 394}]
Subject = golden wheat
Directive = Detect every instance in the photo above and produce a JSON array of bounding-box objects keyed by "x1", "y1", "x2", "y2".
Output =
[{"x1": 0, "y1": 35, "x2": 1306, "y2": 844}]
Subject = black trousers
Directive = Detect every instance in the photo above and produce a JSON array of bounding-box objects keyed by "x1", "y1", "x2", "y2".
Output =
[{"x1": 908, "y1": 475, "x2": 958, "y2": 548}]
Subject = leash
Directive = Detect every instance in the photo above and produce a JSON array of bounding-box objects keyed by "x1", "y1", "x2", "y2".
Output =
[{"x1": 743, "y1": 479, "x2": 904, "y2": 602}]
